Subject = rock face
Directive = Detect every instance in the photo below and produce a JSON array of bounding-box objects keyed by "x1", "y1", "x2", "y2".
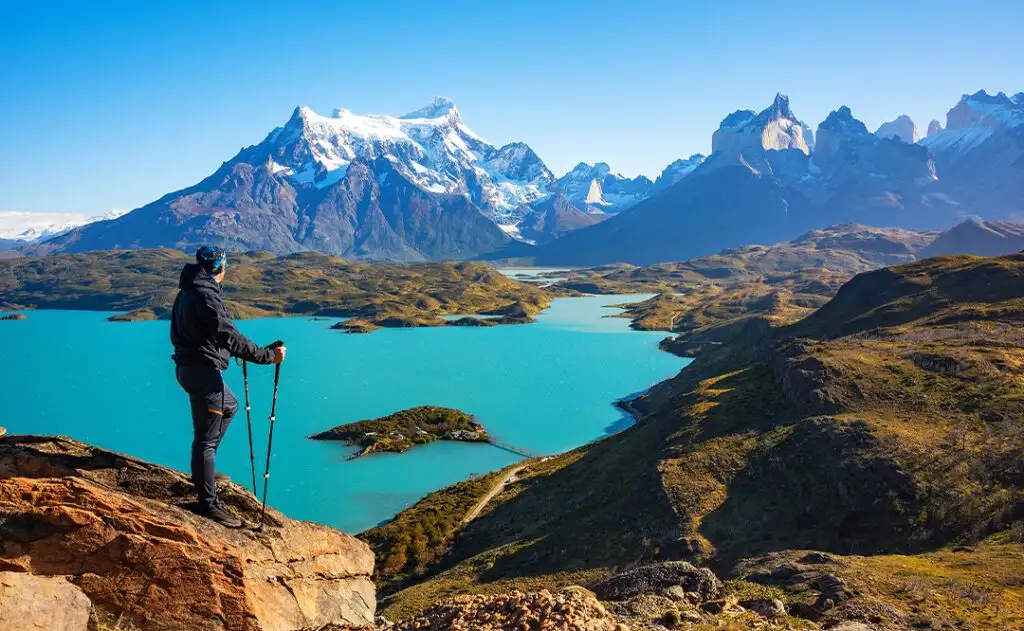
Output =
[
  {"x1": 927, "y1": 119, "x2": 943, "y2": 136},
  {"x1": 0, "y1": 572, "x2": 92, "y2": 631},
  {"x1": 0, "y1": 435, "x2": 375, "y2": 631},
  {"x1": 875, "y1": 114, "x2": 920, "y2": 143}
]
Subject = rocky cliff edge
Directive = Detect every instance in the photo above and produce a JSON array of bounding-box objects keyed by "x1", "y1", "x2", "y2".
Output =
[{"x1": 0, "y1": 434, "x2": 375, "y2": 631}]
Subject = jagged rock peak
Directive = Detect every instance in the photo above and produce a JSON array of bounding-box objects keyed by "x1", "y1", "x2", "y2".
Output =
[
  {"x1": 927, "y1": 119, "x2": 943, "y2": 136},
  {"x1": 711, "y1": 93, "x2": 811, "y2": 159},
  {"x1": 766, "y1": 92, "x2": 794, "y2": 120},
  {"x1": 819, "y1": 106, "x2": 870, "y2": 136},
  {"x1": 876, "y1": 114, "x2": 920, "y2": 143}
]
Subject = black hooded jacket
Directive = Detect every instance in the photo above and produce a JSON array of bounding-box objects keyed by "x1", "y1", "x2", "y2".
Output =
[{"x1": 170, "y1": 264, "x2": 275, "y2": 370}]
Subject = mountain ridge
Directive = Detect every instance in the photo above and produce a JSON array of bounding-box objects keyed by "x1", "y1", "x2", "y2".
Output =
[{"x1": 28, "y1": 89, "x2": 1024, "y2": 265}]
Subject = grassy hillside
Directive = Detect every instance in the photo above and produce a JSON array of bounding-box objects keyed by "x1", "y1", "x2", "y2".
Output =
[
  {"x1": 368, "y1": 253, "x2": 1024, "y2": 628},
  {"x1": 554, "y1": 223, "x2": 930, "y2": 295},
  {"x1": 0, "y1": 249, "x2": 550, "y2": 325},
  {"x1": 554, "y1": 224, "x2": 933, "y2": 357}
]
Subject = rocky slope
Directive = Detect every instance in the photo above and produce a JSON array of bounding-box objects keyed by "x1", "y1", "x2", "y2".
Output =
[
  {"x1": 919, "y1": 218, "x2": 1024, "y2": 258},
  {"x1": 0, "y1": 434, "x2": 375, "y2": 630},
  {"x1": 365, "y1": 253, "x2": 1024, "y2": 630},
  {"x1": 381, "y1": 562, "x2": 814, "y2": 630}
]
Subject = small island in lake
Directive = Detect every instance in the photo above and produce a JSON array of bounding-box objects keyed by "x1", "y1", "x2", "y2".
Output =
[{"x1": 309, "y1": 406, "x2": 489, "y2": 458}]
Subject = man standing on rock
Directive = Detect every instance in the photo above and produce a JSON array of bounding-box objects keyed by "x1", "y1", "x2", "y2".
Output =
[{"x1": 171, "y1": 246, "x2": 286, "y2": 527}]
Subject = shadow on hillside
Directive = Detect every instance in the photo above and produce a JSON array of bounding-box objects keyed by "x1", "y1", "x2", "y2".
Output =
[
  {"x1": 698, "y1": 415, "x2": 923, "y2": 571},
  {"x1": 438, "y1": 407, "x2": 685, "y2": 584}
]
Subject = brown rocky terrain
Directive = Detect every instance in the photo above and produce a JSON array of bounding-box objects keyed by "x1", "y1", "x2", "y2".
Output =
[
  {"x1": 0, "y1": 435, "x2": 376, "y2": 631},
  {"x1": 379, "y1": 562, "x2": 816, "y2": 631}
]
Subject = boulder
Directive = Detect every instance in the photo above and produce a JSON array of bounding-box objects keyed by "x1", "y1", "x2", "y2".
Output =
[
  {"x1": 0, "y1": 571, "x2": 91, "y2": 631},
  {"x1": 590, "y1": 561, "x2": 723, "y2": 602},
  {"x1": 740, "y1": 597, "x2": 786, "y2": 618},
  {"x1": 0, "y1": 435, "x2": 375, "y2": 631}
]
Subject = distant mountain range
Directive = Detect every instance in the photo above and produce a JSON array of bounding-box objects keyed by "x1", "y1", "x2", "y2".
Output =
[
  {"x1": 0, "y1": 210, "x2": 126, "y2": 249},
  {"x1": 531, "y1": 90, "x2": 1023, "y2": 264},
  {"x1": 25, "y1": 90, "x2": 1024, "y2": 264},
  {"x1": 30, "y1": 99, "x2": 698, "y2": 261}
]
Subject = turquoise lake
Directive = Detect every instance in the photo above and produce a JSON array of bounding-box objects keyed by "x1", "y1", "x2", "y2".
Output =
[{"x1": 0, "y1": 295, "x2": 689, "y2": 533}]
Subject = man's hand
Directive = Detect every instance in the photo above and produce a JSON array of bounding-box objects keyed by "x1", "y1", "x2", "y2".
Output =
[{"x1": 272, "y1": 345, "x2": 287, "y2": 364}]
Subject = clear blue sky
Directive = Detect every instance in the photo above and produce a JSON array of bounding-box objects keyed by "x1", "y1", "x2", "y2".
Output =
[{"x1": 1, "y1": 0, "x2": 1021, "y2": 216}]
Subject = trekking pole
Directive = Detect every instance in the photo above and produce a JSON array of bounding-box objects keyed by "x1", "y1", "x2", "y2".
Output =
[
  {"x1": 259, "y1": 341, "x2": 284, "y2": 531},
  {"x1": 242, "y1": 360, "x2": 258, "y2": 497}
]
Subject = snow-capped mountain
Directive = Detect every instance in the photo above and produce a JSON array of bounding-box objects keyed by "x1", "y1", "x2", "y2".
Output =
[
  {"x1": 920, "y1": 90, "x2": 1024, "y2": 156},
  {"x1": 37, "y1": 90, "x2": 1021, "y2": 266},
  {"x1": 709, "y1": 94, "x2": 814, "y2": 172},
  {"x1": 35, "y1": 97, "x2": 711, "y2": 259},
  {"x1": 875, "y1": 115, "x2": 919, "y2": 143},
  {"x1": 0, "y1": 209, "x2": 127, "y2": 243},
  {"x1": 919, "y1": 90, "x2": 1024, "y2": 216},
  {"x1": 552, "y1": 163, "x2": 654, "y2": 213},
  {"x1": 253, "y1": 97, "x2": 554, "y2": 231}
]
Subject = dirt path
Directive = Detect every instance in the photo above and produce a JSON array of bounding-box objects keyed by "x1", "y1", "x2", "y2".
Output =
[{"x1": 463, "y1": 464, "x2": 528, "y2": 524}]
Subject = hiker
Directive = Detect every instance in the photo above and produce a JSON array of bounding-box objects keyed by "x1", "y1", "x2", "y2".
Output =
[{"x1": 171, "y1": 246, "x2": 286, "y2": 527}]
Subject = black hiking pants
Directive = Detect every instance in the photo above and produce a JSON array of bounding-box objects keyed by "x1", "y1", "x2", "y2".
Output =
[{"x1": 175, "y1": 365, "x2": 238, "y2": 511}]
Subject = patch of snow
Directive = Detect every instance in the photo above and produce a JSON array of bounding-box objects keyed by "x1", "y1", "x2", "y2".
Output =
[{"x1": 919, "y1": 126, "x2": 994, "y2": 154}]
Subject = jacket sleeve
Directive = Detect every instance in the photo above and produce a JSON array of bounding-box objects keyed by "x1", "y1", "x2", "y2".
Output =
[{"x1": 200, "y1": 290, "x2": 276, "y2": 364}]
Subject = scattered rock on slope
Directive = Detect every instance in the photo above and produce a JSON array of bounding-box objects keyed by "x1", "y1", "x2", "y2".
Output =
[
  {"x1": 0, "y1": 434, "x2": 376, "y2": 631},
  {"x1": 387, "y1": 588, "x2": 618, "y2": 631}
]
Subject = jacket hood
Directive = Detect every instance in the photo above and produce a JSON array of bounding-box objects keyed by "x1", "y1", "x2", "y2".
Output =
[{"x1": 178, "y1": 263, "x2": 220, "y2": 292}]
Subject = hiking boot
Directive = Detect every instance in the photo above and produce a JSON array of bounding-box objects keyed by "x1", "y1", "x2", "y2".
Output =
[{"x1": 200, "y1": 503, "x2": 242, "y2": 528}]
